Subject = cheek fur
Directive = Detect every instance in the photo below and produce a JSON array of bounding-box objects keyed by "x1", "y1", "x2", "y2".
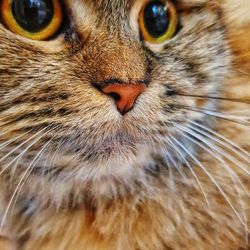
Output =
[
  {"x1": 0, "y1": 1, "x2": 249, "y2": 249},
  {"x1": 0, "y1": 2, "x2": 230, "y2": 177}
]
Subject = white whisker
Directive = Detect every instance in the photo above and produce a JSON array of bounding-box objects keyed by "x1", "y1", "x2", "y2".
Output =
[
  {"x1": 161, "y1": 149, "x2": 175, "y2": 188},
  {"x1": 189, "y1": 120, "x2": 250, "y2": 162},
  {"x1": 171, "y1": 124, "x2": 248, "y2": 232},
  {"x1": 178, "y1": 124, "x2": 250, "y2": 176},
  {"x1": 0, "y1": 131, "x2": 30, "y2": 151},
  {"x1": 163, "y1": 146, "x2": 187, "y2": 180},
  {"x1": 175, "y1": 124, "x2": 250, "y2": 199},
  {"x1": 0, "y1": 129, "x2": 48, "y2": 177},
  {"x1": 180, "y1": 106, "x2": 250, "y2": 126},
  {"x1": 166, "y1": 136, "x2": 211, "y2": 207},
  {"x1": 10, "y1": 139, "x2": 52, "y2": 221},
  {"x1": 0, "y1": 139, "x2": 52, "y2": 232},
  {"x1": 0, "y1": 127, "x2": 47, "y2": 164},
  {"x1": 45, "y1": 139, "x2": 64, "y2": 181}
]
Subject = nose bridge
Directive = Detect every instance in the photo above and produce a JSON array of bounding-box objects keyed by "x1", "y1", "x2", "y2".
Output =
[
  {"x1": 70, "y1": 0, "x2": 147, "y2": 84},
  {"x1": 91, "y1": 39, "x2": 149, "y2": 84}
]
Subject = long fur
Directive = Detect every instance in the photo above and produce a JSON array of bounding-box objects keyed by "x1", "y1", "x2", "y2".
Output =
[{"x1": 0, "y1": 0, "x2": 249, "y2": 249}]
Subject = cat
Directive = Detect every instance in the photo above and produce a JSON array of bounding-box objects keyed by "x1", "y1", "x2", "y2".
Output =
[{"x1": 0, "y1": 0, "x2": 249, "y2": 249}]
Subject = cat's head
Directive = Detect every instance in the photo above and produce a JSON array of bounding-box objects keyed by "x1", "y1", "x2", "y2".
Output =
[{"x1": 0, "y1": 0, "x2": 230, "y2": 193}]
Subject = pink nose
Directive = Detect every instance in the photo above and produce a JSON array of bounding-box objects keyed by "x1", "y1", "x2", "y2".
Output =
[{"x1": 102, "y1": 83, "x2": 146, "y2": 115}]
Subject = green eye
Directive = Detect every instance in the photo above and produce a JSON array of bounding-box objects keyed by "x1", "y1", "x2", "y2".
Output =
[
  {"x1": 139, "y1": 0, "x2": 178, "y2": 44},
  {"x1": 0, "y1": 0, "x2": 63, "y2": 40}
]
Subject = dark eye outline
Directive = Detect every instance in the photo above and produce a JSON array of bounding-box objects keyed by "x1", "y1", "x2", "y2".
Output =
[
  {"x1": 0, "y1": 0, "x2": 63, "y2": 40},
  {"x1": 139, "y1": 0, "x2": 178, "y2": 44}
]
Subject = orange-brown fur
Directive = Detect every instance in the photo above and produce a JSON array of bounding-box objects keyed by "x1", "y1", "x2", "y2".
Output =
[{"x1": 0, "y1": 0, "x2": 249, "y2": 249}]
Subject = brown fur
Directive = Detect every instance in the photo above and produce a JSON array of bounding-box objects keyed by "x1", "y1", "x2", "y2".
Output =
[{"x1": 0, "y1": 0, "x2": 249, "y2": 249}]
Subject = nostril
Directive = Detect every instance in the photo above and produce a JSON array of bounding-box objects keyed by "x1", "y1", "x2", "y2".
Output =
[
  {"x1": 100, "y1": 83, "x2": 146, "y2": 115},
  {"x1": 108, "y1": 92, "x2": 121, "y2": 102}
]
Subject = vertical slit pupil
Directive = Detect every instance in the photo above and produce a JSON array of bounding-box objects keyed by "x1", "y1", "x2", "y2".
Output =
[
  {"x1": 11, "y1": 0, "x2": 54, "y2": 33},
  {"x1": 143, "y1": 1, "x2": 170, "y2": 38}
]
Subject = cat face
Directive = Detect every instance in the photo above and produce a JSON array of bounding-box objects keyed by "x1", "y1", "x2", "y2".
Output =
[{"x1": 0, "y1": 0, "x2": 229, "y2": 184}]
